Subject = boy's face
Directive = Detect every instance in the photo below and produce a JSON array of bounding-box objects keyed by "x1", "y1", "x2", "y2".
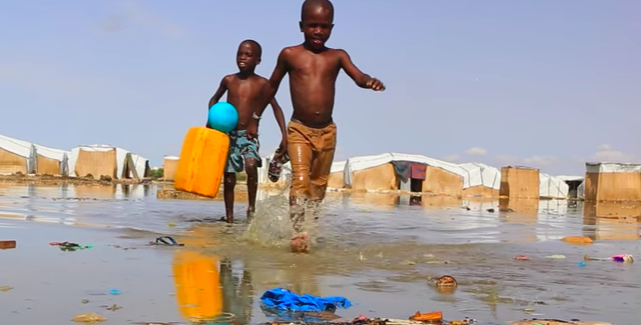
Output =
[
  {"x1": 299, "y1": 9, "x2": 334, "y2": 50},
  {"x1": 236, "y1": 42, "x2": 260, "y2": 72}
]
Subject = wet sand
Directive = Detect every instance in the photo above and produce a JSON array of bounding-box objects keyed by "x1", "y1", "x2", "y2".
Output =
[{"x1": 1, "y1": 183, "x2": 639, "y2": 325}]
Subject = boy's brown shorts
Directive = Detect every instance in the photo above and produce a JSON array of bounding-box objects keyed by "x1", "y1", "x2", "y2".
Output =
[{"x1": 287, "y1": 119, "x2": 337, "y2": 201}]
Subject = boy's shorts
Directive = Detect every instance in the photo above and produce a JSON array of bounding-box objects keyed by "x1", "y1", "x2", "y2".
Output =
[{"x1": 225, "y1": 130, "x2": 262, "y2": 173}]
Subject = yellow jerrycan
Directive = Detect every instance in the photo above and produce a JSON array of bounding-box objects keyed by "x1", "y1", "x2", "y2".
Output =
[{"x1": 174, "y1": 127, "x2": 229, "y2": 198}]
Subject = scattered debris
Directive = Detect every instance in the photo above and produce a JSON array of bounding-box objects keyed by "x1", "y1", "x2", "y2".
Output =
[
  {"x1": 149, "y1": 236, "x2": 184, "y2": 247},
  {"x1": 545, "y1": 255, "x2": 566, "y2": 259},
  {"x1": 584, "y1": 254, "x2": 634, "y2": 264},
  {"x1": 0, "y1": 285, "x2": 13, "y2": 292},
  {"x1": 409, "y1": 311, "x2": 443, "y2": 323},
  {"x1": 508, "y1": 319, "x2": 614, "y2": 325},
  {"x1": 49, "y1": 242, "x2": 93, "y2": 251},
  {"x1": 71, "y1": 313, "x2": 107, "y2": 323},
  {"x1": 0, "y1": 240, "x2": 16, "y2": 250},
  {"x1": 105, "y1": 304, "x2": 122, "y2": 311},
  {"x1": 436, "y1": 275, "x2": 457, "y2": 288},
  {"x1": 561, "y1": 236, "x2": 593, "y2": 245},
  {"x1": 514, "y1": 255, "x2": 530, "y2": 261}
]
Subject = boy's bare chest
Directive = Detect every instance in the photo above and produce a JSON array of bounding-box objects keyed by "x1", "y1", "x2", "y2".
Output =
[
  {"x1": 290, "y1": 55, "x2": 340, "y2": 77},
  {"x1": 227, "y1": 79, "x2": 263, "y2": 99}
]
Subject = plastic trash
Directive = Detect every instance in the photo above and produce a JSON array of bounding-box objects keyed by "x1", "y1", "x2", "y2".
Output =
[
  {"x1": 109, "y1": 289, "x2": 121, "y2": 295},
  {"x1": 584, "y1": 254, "x2": 634, "y2": 264},
  {"x1": 0, "y1": 240, "x2": 16, "y2": 250}
]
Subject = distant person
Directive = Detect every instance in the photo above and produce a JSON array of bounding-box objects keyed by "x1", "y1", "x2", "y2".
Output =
[
  {"x1": 247, "y1": 0, "x2": 385, "y2": 252},
  {"x1": 207, "y1": 39, "x2": 288, "y2": 224}
]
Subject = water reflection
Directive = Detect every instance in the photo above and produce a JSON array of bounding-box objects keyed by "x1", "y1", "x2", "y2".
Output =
[
  {"x1": 420, "y1": 195, "x2": 461, "y2": 209},
  {"x1": 74, "y1": 184, "x2": 117, "y2": 198},
  {"x1": 583, "y1": 202, "x2": 641, "y2": 241},
  {"x1": 337, "y1": 192, "x2": 400, "y2": 210},
  {"x1": 220, "y1": 258, "x2": 254, "y2": 325},
  {"x1": 495, "y1": 198, "x2": 539, "y2": 243},
  {"x1": 498, "y1": 198, "x2": 539, "y2": 220},
  {"x1": 462, "y1": 198, "x2": 498, "y2": 211},
  {"x1": 172, "y1": 249, "x2": 254, "y2": 324}
]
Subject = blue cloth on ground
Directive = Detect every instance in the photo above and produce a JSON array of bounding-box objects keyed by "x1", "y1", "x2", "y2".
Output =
[{"x1": 260, "y1": 288, "x2": 352, "y2": 312}]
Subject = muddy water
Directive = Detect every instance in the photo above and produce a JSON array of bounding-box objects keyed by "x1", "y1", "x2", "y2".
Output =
[{"x1": 0, "y1": 183, "x2": 640, "y2": 325}]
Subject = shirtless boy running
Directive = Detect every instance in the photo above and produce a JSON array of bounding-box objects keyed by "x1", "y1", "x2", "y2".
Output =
[
  {"x1": 208, "y1": 39, "x2": 287, "y2": 224},
  {"x1": 249, "y1": 0, "x2": 385, "y2": 252}
]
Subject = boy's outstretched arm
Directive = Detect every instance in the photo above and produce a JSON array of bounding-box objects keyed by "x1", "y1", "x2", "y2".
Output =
[
  {"x1": 270, "y1": 97, "x2": 288, "y2": 154},
  {"x1": 247, "y1": 48, "x2": 290, "y2": 137},
  {"x1": 338, "y1": 50, "x2": 385, "y2": 91},
  {"x1": 206, "y1": 76, "x2": 229, "y2": 128}
]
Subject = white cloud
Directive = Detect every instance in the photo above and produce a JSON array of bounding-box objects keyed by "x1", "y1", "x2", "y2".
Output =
[
  {"x1": 441, "y1": 154, "x2": 461, "y2": 163},
  {"x1": 98, "y1": 1, "x2": 184, "y2": 38},
  {"x1": 464, "y1": 146, "x2": 487, "y2": 156},
  {"x1": 589, "y1": 144, "x2": 637, "y2": 163}
]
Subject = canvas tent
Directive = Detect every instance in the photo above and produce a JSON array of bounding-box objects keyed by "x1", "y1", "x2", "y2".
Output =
[
  {"x1": 499, "y1": 166, "x2": 540, "y2": 199},
  {"x1": 343, "y1": 153, "x2": 503, "y2": 197},
  {"x1": 556, "y1": 175, "x2": 584, "y2": 199},
  {"x1": 33, "y1": 143, "x2": 69, "y2": 176},
  {"x1": 0, "y1": 134, "x2": 36, "y2": 175},
  {"x1": 539, "y1": 173, "x2": 569, "y2": 199},
  {"x1": 68, "y1": 144, "x2": 149, "y2": 180},
  {"x1": 583, "y1": 162, "x2": 641, "y2": 202},
  {"x1": 125, "y1": 153, "x2": 150, "y2": 180},
  {"x1": 577, "y1": 181, "x2": 585, "y2": 200},
  {"x1": 343, "y1": 153, "x2": 460, "y2": 196},
  {"x1": 327, "y1": 160, "x2": 346, "y2": 189},
  {"x1": 458, "y1": 162, "x2": 501, "y2": 197},
  {"x1": 163, "y1": 156, "x2": 180, "y2": 181}
]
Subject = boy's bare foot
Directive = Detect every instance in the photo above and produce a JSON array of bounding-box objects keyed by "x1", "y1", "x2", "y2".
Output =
[
  {"x1": 291, "y1": 232, "x2": 310, "y2": 253},
  {"x1": 246, "y1": 208, "x2": 255, "y2": 223},
  {"x1": 225, "y1": 215, "x2": 234, "y2": 224}
]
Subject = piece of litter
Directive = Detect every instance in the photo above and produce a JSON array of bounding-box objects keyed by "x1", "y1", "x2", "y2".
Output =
[
  {"x1": 72, "y1": 313, "x2": 107, "y2": 323},
  {"x1": 545, "y1": 255, "x2": 566, "y2": 259}
]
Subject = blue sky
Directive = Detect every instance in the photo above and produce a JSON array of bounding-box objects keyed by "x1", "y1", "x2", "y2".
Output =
[{"x1": 1, "y1": 0, "x2": 639, "y2": 175}]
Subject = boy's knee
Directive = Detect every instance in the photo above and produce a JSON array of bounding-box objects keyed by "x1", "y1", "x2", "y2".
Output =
[
  {"x1": 244, "y1": 159, "x2": 258, "y2": 177},
  {"x1": 224, "y1": 173, "x2": 237, "y2": 186}
]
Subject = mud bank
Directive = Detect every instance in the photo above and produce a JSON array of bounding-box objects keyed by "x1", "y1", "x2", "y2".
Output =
[{"x1": 0, "y1": 173, "x2": 151, "y2": 186}]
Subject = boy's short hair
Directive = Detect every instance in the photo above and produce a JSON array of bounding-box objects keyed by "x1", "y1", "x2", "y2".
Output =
[
  {"x1": 241, "y1": 39, "x2": 262, "y2": 58},
  {"x1": 301, "y1": 0, "x2": 334, "y2": 21}
]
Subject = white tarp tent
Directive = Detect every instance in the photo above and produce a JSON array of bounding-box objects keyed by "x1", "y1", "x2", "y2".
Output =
[
  {"x1": 330, "y1": 160, "x2": 346, "y2": 174},
  {"x1": 32, "y1": 143, "x2": 70, "y2": 176},
  {"x1": 577, "y1": 181, "x2": 585, "y2": 199},
  {"x1": 129, "y1": 153, "x2": 150, "y2": 179},
  {"x1": 68, "y1": 145, "x2": 120, "y2": 178},
  {"x1": 68, "y1": 144, "x2": 147, "y2": 179},
  {"x1": 344, "y1": 153, "x2": 500, "y2": 191},
  {"x1": 458, "y1": 162, "x2": 501, "y2": 191},
  {"x1": 0, "y1": 134, "x2": 36, "y2": 175},
  {"x1": 539, "y1": 173, "x2": 569, "y2": 199},
  {"x1": 344, "y1": 153, "x2": 465, "y2": 186}
]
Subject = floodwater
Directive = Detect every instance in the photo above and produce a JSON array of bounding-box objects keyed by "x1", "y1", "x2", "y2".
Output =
[{"x1": 0, "y1": 183, "x2": 640, "y2": 325}]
